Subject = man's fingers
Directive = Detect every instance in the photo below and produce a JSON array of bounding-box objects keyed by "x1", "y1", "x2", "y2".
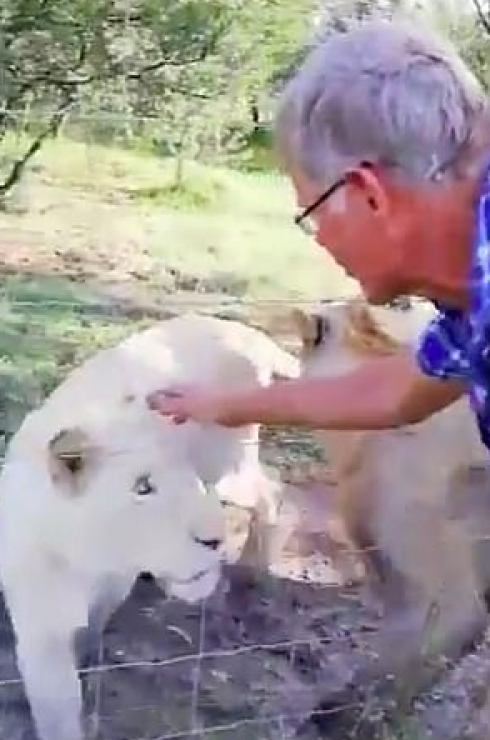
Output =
[
  {"x1": 146, "y1": 389, "x2": 191, "y2": 424},
  {"x1": 147, "y1": 389, "x2": 185, "y2": 411}
]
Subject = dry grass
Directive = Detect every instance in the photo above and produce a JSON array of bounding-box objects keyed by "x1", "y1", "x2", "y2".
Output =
[{"x1": 0, "y1": 136, "x2": 358, "y2": 454}]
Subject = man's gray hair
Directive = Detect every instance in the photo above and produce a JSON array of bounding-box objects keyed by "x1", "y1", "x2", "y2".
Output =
[{"x1": 276, "y1": 18, "x2": 490, "y2": 187}]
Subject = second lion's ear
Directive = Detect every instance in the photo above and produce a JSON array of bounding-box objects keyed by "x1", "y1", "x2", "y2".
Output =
[
  {"x1": 346, "y1": 304, "x2": 401, "y2": 355},
  {"x1": 291, "y1": 308, "x2": 329, "y2": 349}
]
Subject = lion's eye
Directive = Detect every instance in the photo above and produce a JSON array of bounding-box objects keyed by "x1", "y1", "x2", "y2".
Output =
[{"x1": 133, "y1": 474, "x2": 156, "y2": 497}]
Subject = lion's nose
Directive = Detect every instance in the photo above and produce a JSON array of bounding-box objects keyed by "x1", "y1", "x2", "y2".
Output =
[{"x1": 194, "y1": 536, "x2": 222, "y2": 551}]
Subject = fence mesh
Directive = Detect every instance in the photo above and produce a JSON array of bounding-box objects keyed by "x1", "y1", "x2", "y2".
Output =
[
  {"x1": 0, "y1": 290, "x2": 371, "y2": 740},
  {"x1": 0, "y1": 115, "x2": 489, "y2": 740}
]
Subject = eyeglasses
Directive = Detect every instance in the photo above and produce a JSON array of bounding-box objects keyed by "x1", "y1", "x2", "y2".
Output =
[
  {"x1": 294, "y1": 177, "x2": 346, "y2": 236},
  {"x1": 293, "y1": 142, "x2": 469, "y2": 237}
]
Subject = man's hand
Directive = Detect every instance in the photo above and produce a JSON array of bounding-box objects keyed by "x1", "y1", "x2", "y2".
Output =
[{"x1": 147, "y1": 387, "x2": 236, "y2": 426}]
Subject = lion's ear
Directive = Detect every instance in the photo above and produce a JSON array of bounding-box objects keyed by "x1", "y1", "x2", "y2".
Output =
[
  {"x1": 49, "y1": 427, "x2": 93, "y2": 474},
  {"x1": 346, "y1": 304, "x2": 401, "y2": 355},
  {"x1": 290, "y1": 308, "x2": 328, "y2": 349},
  {"x1": 48, "y1": 427, "x2": 98, "y2": 493}
]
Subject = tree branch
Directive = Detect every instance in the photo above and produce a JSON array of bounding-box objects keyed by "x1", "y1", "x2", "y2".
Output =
[
  {"x1": 37, "y1": 40, "x2": 215, "y2": 89},
  {"x1": 30, "y1": 40, "x2": 93, "y2": 87},
  {"x1": 36, "y1": 70, "x2": 94, "y2": 87},
  {"x1": 0, "y1": 82, "x2": 34, "y2": 124},
  {"x1": 472, "y1": 0, "x2": 490, "y2": 36},
  {"x1": 164, "y1": 84, "x2": 212, "y2": 100},
  {"x1": 117, "y1": 43, "x2": 215, "y2": 82},
  {"x1": 0, "y1": 92, "x2": 74, "y2": 196},
  {"x1": 2, "y1": 0, "x2": 88, "y2": 37}
]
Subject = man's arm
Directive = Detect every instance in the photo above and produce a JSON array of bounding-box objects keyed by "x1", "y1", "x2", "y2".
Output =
[
  {"x1": 149, "y1": 349, "x2": 464, "y2": 429},
  {"x1": 149, "y1": 308, "x2": 469, "y2": 429},
  {"x1": 212, "y1": 350, "x2": 464, "y2": 429}
]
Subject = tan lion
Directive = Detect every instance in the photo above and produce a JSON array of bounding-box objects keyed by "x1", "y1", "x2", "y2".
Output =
[{"x1": 292, "y1": 298, "x2": 490, "y2": 681}]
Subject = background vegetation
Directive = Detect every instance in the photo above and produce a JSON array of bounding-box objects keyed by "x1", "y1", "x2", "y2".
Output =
[
  {"x1": 0, "y1": 0, "x2": 487, "y2": 440},
  {"x1": 0, "y1": 0, "x2": 489, "y2": 447},
  {"x1": 1, "y1": 3, "x2": 490, "y2": 739}
]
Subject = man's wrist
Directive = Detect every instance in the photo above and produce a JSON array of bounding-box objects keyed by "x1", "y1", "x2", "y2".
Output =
[{"x1": 216, "y1": 381, "x2": 297, "y2": 427}]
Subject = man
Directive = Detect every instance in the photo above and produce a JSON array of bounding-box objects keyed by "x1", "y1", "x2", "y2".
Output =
[{"x1": 149, "y1": 19, "x2": 490, "y2": 452}]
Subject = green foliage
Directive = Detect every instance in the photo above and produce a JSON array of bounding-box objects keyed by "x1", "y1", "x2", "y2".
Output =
[
  {"x1": 0, "y1": 0, "x2": 317, "y2": 194},
  {"x1": 126, "y1": 171, "x2": 226, "y2": 210},
  {"x1": 228, "y1": 127, "x2": 279, "y2": 173},
  {"x1": 2, "y1": 0, "x2": 488, "y2": 195},
  {"x1": 449, "y1": 14, "x2": 490, "y2": 91}
]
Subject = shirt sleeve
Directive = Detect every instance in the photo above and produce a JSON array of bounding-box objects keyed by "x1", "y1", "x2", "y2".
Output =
[{"x1": 415, "y1": 310, "x2": 470, "y2": 381}]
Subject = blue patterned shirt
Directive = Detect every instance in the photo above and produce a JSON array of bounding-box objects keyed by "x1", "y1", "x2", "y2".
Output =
[{"x1": 416, "y1": 161, "x2": 490, "y2": 451}]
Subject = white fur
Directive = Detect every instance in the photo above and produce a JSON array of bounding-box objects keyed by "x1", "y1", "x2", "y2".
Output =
[{"x1": 0, "y1": 312, "x2": 299, "y2": 740}]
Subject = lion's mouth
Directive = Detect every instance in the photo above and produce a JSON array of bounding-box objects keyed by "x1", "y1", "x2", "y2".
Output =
[{"x1": 168, "y1": 567, "x2": 213, "y2": 585}]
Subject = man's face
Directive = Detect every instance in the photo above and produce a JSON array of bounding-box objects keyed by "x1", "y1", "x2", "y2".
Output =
[
  {"x1": 290, "y1": 164, "x2": 472, "y2": 307},
  {"x1": 291, "y1": 166, "x2": 416, "y2": 304}
]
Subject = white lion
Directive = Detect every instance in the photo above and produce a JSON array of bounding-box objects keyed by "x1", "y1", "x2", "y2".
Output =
[{"x1": 0, "y1": 312, "x2": 299, "y2": 740}]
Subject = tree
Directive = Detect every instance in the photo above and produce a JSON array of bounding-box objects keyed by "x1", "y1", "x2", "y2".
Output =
[
  {"x1": 404, "y1": 0, "x2": 490, "y2": 91},
  {"x1": 466, "y1": 0, "x2": 490, "y2": 88},
  {"x1": 0, "y1": 0, "x2": 240, "y2": 196},
  {"x1": 0, "y1": 0, "x2": 319, "y2": 190}
]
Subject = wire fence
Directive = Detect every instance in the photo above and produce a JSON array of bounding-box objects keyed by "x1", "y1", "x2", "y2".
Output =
[
  {"x1": 0, "y1": 291, "x2": 489, "y2": 740},
  {"x1": 0, "y1": 113, "x2": 486, "y2": 739}
]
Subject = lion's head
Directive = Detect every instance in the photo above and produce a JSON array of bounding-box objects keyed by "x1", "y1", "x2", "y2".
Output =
[
  {"x1": 291, "y1": 298, "x2": 435, "y2": 376},
  {"x1": 8, "y1": 408, "x2": 226, "y2": 604}
]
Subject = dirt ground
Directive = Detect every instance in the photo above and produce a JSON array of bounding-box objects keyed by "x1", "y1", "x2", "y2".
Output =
[
  {"x1": 1, "y1": 480, "x2": 490, "y2": 740},
  {"x1": 0, "y1": 480, "x2": 382, "y2": 740},
  {"x1": 1, "y1": 178, "x2": 490, "y2": 739}
]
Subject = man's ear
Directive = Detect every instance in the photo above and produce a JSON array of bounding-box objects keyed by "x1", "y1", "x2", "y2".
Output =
[
  {"x1": 48, "y1": 427, "x2": 96, "y2": 487},
  {"x1": 344, "y1": 164, "x2": 390, "y2": 215},
  {"x1": 290, "y1": 308, "x2": 327, "y2": 349}
]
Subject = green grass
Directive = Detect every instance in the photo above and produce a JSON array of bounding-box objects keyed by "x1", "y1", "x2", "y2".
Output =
[
  {"x1": 2, "y1": 136, "x2": 357, "y2": 297},
  {"x1": 0, "y1": 275, "x2": 151, "y2": 453},
  {"x1": 0, "y1": 134, "x2": 357, "y2": 454}
]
